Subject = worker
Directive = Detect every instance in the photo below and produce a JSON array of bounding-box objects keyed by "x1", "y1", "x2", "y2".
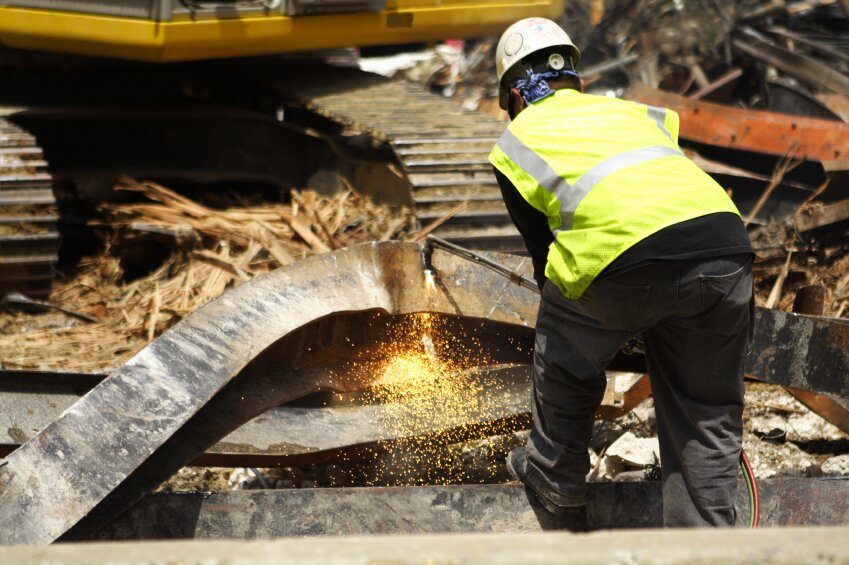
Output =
[{"x1": 490, "y1": 18, "x2": 754, "y2": 529}]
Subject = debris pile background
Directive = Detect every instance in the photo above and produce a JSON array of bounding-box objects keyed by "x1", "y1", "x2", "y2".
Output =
[{"x1": 0, "y1": 179, "x2": 416, "y2": 371}]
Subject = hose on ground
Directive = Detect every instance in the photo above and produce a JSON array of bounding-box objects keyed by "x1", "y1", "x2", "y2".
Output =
[{"x1": 740, "y1": 449, "x2": 759, "y2": 528}]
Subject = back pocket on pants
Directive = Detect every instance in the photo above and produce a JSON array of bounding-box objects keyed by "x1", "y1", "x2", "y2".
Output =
[{"x1": 699, "y1": 261, "x2": 751, "y2": 333}]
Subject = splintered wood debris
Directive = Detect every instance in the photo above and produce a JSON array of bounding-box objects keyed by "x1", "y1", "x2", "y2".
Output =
[{"x1": 0, "y1": 179, "x2": 417, "y2": 372}]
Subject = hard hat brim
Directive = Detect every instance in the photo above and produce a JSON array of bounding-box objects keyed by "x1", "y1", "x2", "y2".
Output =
[{"x1": 497, "y1": 44, "x2": 580, "y2": 110}]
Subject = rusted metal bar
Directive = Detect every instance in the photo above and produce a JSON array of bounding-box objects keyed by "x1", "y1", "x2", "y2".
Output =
[
  {"x1": 90, "y1": 478, "x2": 849, "y2": 540},
  {"x1": 783, "y1": 389, "x2": 849, "y2": 436},
  {"x1": 747, "y1": 308, "x2": 849, "y2": 398},
  {"x1": 626, "y1": 83, "x2": 849, "y2": 161},
  {"x1": 783, "y1": 285, "x2": 849, "y2": 435}
]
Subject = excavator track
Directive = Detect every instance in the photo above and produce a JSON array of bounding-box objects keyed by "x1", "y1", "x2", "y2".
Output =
[
  {"x1": 277, "y1": 66, "x2": 523, "y2": 252},
  {"x1": 0, "y1": 113, "x2": 58, "y2": 299}
]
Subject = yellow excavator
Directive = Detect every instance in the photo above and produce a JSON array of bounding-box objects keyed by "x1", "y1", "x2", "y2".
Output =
[
  {"x1": 0, "y1": 0, "x2": 563, "y2": 298},
  {"x1": 0, "y1": 0, "x2": 563, "y2": 62}
]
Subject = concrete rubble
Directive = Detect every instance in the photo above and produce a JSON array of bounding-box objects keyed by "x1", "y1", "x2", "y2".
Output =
[
  {"x1": 822, "y1": 454, "x2": 849, "y2": 476},
  {"x1": 604, "y1": 432, "x2": 660, "y2": 469}
]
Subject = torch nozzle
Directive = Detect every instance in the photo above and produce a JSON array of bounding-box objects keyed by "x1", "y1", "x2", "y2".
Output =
[{"x1": 426, "y1": 236, "x2": 539, "y2": 294}]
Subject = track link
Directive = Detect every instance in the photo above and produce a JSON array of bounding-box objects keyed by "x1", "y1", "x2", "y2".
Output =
[
  {"x1": 278, "y1": 66, "x2": 523, "y2": 252},
  {"x1": 0, "y1": 114, "x2": 58, "y2": 298}
]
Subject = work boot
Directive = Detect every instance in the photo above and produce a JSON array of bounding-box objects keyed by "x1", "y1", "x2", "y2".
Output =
[{"x1": 506, "y1": 446, "x2": 588, "y2": 531}]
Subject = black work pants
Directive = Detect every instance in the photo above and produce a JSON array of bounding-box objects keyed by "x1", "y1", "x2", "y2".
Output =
[{"x1": 525, "y1": 254, "x2": 752, "y2": 526}]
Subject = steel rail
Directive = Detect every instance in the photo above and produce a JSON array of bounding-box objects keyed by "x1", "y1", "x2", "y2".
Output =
[{"x1": 92, "y1": 478, "x2": 849, "y2": 539}]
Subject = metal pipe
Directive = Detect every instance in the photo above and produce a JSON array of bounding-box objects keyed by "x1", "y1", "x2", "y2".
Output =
[
  {"x1": 733, "y1": 27, "x2": 849, "y2": 95},
  {"x1": 427, "y1": 236, "x2": 539, "y2": 293}
]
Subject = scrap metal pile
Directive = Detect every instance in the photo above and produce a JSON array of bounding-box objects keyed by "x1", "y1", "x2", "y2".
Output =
[{"x1": 598, "y1": 0, "x2": 849, "y2": 315}]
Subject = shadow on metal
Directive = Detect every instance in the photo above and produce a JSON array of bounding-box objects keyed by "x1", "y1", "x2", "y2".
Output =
[
  {"x1": 0, "y1": 367, "x2": 650, "y2": 468},
  {"x1": 0, "y1": 364, "x2": 535, "y2": 468}
]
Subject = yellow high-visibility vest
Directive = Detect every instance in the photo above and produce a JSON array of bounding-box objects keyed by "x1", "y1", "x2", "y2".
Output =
[{"x1": 489, "y1": 88, "x2": 741, "y2": 299}]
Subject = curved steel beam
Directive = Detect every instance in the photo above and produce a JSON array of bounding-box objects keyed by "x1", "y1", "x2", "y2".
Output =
[
  {"x1": 0, "y1": 242, "x2": 538, "y2": 544},
  {"x1": 2, "y1": 240, "x2": 848, "y2": 544}
]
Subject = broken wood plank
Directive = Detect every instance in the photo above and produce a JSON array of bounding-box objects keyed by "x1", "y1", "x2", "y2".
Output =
[
  {"x1": 796, "y1": 198, "x2": 849, "y2": 232},
  {"x1": 690, "y1": 68, "x2": 744, "y2": 100},
  {"x1": 595, "y1": 374, "x2": 652, "y2": 420},
  {"x1": 784, "y1": 387, "x2": 849, "y2": 436},
  {"x1": 288, "y1": 215, "x2": 330, "y2": 253},
  {"x1": 410, "y1": 201, "x2": 468, "y2": 243}
]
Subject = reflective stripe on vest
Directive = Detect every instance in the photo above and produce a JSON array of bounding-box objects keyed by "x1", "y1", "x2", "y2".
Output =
[
  {"x1": 645, "y1": 105, "x2": 673, "y2": 141},
  {"x1": 496, "y1": 128, "x2": 575, "y2": 230},
  {"x1": 495, "y1": 128, "x2": 683, "y2": 232}
]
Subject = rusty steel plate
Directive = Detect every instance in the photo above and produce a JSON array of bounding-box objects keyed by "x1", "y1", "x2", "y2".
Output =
[{"x1": 626, "y1": 84, "x2": 849, "y2": 162}]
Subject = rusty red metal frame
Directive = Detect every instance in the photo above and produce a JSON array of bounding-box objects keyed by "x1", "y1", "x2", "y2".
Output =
[{"x1": 626, "y1": 84, "x2": 849, "y2": 162}]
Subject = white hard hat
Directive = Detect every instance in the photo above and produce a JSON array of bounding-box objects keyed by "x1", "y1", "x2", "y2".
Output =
[{"x1": 495, "y1": 18, "x2": 580, "y2": 109}]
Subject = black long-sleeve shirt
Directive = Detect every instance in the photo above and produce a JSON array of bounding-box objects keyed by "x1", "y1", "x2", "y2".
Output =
[{"x1": 493, "y1": 168, "x2": 753, "y2": 291}]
